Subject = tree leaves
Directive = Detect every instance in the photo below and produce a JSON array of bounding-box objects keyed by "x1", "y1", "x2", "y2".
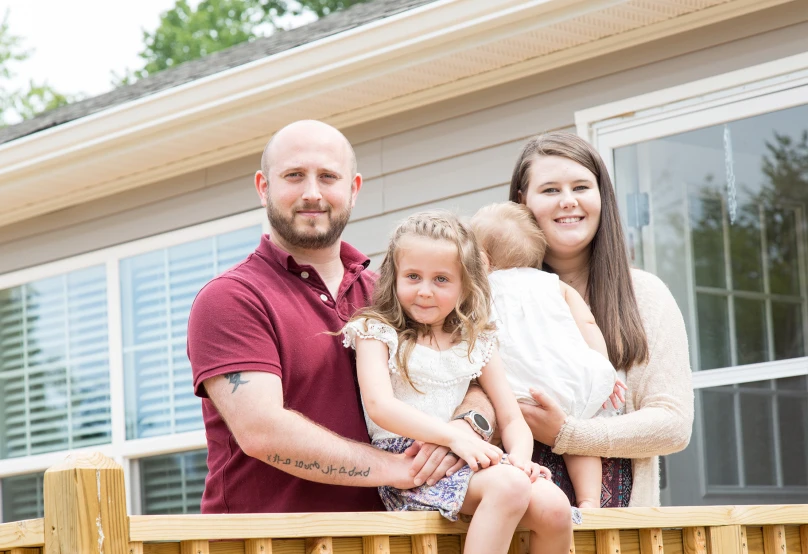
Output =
[
  {"x1": 114, "y1": 0, "x2": 371, "y2": 85},
  {"x1": 0, "y1": 10, "x2": 73, "y2": 126}
]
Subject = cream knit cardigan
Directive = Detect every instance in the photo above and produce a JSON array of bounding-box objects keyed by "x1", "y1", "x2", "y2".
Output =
[{"x1": 552, "y1": 269, "x2": 694, "y2": 507}]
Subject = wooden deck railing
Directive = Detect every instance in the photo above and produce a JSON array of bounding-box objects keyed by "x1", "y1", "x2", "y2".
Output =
[{"x1": 1, "y1": 453, "x2": 806, "y2": 554}]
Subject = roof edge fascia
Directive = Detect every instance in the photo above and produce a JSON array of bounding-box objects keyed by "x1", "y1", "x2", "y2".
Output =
[
  {"x1": 0, "y1": 0, "x2": 796, "y2": 229},
  {"x1": 0, "y1": 0, "x2": 584, "y2": 173}
]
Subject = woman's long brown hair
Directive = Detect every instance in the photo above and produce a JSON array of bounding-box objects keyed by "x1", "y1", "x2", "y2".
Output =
[{"x1": 509, "y1": 132, "x2": 648, "y2": 371}]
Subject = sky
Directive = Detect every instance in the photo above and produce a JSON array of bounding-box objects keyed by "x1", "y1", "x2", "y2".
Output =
[{"x1": 1, "y1": 0, "x2": 191, "y2": 98}]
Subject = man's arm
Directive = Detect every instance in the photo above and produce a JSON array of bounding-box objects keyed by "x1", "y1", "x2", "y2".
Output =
[
  {"x1": 455, "y1": 382, "x2": 497, "y2": 429},
  {"x1": 205, "y1": 370, "x2": 416, "y2": 489}
]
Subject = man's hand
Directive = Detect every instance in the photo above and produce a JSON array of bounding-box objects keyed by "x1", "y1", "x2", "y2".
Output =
[{"x1": 404, "y1": 419, "x2": 477, "y2": 486}]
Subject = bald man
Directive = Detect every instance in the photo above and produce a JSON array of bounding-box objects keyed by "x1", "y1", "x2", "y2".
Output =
[{"x1": 188, "y1": 120, "x2": 494, "y2": 514}]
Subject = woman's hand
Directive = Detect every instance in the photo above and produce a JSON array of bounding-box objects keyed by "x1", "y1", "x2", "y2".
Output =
[
  {"x1": 602, "y1": 379, "x2": 627, "y2": 410},
  {"x1": 518, "y1": 388, "x2": 567, "y2": 447},
  {"x1": 448, "y1": 432, "x2": 503, "y2": 471}
]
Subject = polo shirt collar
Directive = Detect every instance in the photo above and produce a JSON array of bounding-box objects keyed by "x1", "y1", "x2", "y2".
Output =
[{"x1": 257, "y1": 234, "x2": 370, "y2": 271}]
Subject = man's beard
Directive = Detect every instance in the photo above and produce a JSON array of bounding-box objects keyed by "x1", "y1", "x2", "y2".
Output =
[{"x1": 266, "y1": 199, "x2": 352, "y2": 249}]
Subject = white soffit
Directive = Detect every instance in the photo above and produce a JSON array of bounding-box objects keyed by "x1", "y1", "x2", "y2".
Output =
[{"x1": 0, "y1": 0, "x2": 794, "y2": 227}]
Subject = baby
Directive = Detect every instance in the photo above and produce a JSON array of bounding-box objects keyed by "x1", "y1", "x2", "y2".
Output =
[{"x1": 471, "y1": 202, "x2": 621, "y2": 508}]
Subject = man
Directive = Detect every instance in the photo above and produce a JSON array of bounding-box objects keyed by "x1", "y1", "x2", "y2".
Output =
[{"x1": 188, "y1": 119, "x2": 494, "y2": 513}]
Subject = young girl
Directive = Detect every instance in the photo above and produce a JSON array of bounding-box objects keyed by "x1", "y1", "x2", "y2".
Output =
[
  {"x1": 470, "y1": 202, "x2": 625, "y2": 509},
  {"x1": 342, "y1": 210, "x2": 578, "y2": 554}
]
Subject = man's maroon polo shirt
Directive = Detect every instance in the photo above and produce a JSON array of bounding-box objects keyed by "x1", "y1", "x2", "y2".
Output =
[{"x1": 188, "y1": 234, "x2": 384, "y2": 513}]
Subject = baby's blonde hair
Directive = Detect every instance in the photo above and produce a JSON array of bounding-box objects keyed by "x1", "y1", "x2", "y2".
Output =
[
  {"x1": 347, "y1": 209, "x2": 495, "y2": 389},
  {"x1": 470, "y1": 202, "x2": 547, "y2": 270}
]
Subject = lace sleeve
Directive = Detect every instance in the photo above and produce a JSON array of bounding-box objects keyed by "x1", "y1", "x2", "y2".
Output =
[
  {"x1": 480, "y1": 331, "x2": 496, "y2": 367},
  {"x1": 469, "y1": 331, "x2": 497, "y2": 372},
  {"x1": 342, "y1": 318, "x2": 399, "y2": 372}
]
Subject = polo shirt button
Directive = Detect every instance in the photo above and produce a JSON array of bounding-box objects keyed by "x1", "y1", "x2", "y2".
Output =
[
  {"x1": 320, "y1": 294, "x2": 329, "y2": 302},
  {"x1": 300, "y1": 271, "x2": 310, "y2": 279}
]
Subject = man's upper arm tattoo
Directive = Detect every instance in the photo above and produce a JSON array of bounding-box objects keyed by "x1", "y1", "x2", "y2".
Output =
[{"x1": 226, "y1": 372, "x2": 250, "y2": 393}]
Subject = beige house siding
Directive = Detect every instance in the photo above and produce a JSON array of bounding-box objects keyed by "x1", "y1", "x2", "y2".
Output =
[{"x1": 1, "y1": 3, "x2": 807, "y2": 274}]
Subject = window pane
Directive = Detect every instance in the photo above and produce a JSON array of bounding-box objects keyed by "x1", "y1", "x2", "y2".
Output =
[
  {"x1": 701, "y1": 388, "x2": 739, "y2": 486},
  {"x1": 122, "y1": 226, "x2": 261, "y2": 439},
  {"x1": 739, "y1": 391, "x2": 776, "y2": 486},
  {"x1": 696, "y1": 293, "x2": 731, "y2": 370},
  {"x1": 140, "y1": 450, "x2": 207, "y2": 514},
  {"x1": 779, "y1": 396, "x2": 808, "y2": 486},
  {"x1": 766, "y1": 208, "x2": 801, "y2": 296},
  {"x1": 778, "y1": 375, "x2": 807, "y2": 390},
  {"x1": 0, "y1": 266, "x2": 110, "y2": 460},
  {"x1": 734, "y1": 298, "x2": 767, "y2": 366},
  {"x1": 772, "y1": 302, "x2": 804, "y2": 360},
  {"x1": 613, "y1": 103, "x2": 808, "y2": 372},
  {"x1": 730, "y1": 206, "x2": 763, "y2": 292},
  {"x1": 1, "y1": 473, "x2": 44, "y2": 522},
  {"x1": 689, "y1": 194, "x2": 726, "y2": 289}
]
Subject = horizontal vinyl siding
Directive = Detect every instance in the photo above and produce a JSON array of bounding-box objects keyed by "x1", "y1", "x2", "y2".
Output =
[{"x1": 1, "y1": 5, "x2": 807, "y2": 274}]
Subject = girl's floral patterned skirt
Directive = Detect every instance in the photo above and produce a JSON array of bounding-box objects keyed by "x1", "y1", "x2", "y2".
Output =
[
  {"x1": 374, "y1": 436, "x2": 583, "y2": 525},
  {"x1": 374, "y1": 437, "x2": 473, "y2": 521}
]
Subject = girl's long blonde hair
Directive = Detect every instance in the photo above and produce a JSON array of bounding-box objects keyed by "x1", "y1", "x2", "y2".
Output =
[{"x1": 349, "y1": 209, "x2": 495, "y2": 388}]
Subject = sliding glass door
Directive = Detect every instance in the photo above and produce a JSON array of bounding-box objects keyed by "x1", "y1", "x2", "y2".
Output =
[{"x1": 581, "y1": 60, "x2": 808, "y2": 504}]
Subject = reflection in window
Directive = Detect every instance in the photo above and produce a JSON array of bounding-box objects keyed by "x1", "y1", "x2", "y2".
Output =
[
  {"x1": 614, "y1": 106, "x2": 808, "y2": 372},
  {"x1": 0, "y1": 267, "x2": 110, "y2": 460},
  {"x1": 140, "y1": 450, "x2": 207, "y2": 514},
  {"x1": 1, "y1": 472, "x2": 44, "y2": 522},
  {"x1": 120, "y1": 226, "x2": 261, "y2": 439}
]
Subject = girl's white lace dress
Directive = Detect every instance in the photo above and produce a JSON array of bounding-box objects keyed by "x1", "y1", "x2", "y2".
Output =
[{"x1": 343, "y1": 317, "x2": 495, "y2": 520}]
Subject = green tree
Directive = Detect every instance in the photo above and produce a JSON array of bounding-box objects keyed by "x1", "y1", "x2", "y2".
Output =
[
  {"x1": 116, "y1": 0, "x2": 371, "y2": 85},
  {"x1": 0, "y1": 11, "x2": 72, "y2": 126}
]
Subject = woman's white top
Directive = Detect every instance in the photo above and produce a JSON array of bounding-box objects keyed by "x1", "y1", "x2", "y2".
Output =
[
  {"x1": 489, "y1": 268, "x2": 617, "y2": 420},
  {"x1": 343, "y1": 318, "x2": 496, "y2": 442}
]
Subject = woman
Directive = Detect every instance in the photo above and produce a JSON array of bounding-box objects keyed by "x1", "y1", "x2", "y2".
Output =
[{"x1": 509, "y1": 131, "x2": 693, "y2": 507}]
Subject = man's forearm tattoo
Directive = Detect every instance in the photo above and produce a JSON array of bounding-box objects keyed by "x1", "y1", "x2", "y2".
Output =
[
  {"x1": 226, "y1": 372, "x2": 249, "y2": 393},
  {"x1": 267, "y1": 453, "x2": 370, "y2": 478}
]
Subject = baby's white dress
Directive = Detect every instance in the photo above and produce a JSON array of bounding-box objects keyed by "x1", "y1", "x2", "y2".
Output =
[{"x1": 489, "y1": 268, "x2": 617, "y2": 420}]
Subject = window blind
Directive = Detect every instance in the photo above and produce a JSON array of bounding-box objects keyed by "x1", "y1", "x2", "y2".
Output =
[
  {"x1": 140, "y1": 449, "x2": 207, "y2": 514},
  {"x1": 1, "y1": 473, "x2": 44, "y2": 522},
  {"x1": 121, "y1": 226, "x2": 261, "y2": 439},
  {"x1": 0, "y1": 266, "x2": 110, "y2": 459}
]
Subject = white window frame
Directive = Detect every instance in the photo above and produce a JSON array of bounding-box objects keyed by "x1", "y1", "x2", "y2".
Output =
[
  {"x1": 575, "y1": 51, "x2": 808, "y2": 498},
  {"x1": 0, "y1": 208, "x2": 268, "y2": 515}
]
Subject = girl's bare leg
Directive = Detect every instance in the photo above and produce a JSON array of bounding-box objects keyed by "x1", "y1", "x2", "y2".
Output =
[
  {"x1": 520, "y1": 478, "x2": 574, "y2": 554},
  {"x1": 563, "y1": 454, "x2": 602, "y2": 508},
  {"x1": 459, "y1": 464, "x2": 532, "y2": 554}
]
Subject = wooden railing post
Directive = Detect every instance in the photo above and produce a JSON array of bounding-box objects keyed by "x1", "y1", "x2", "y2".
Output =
[
  {"x1": 685, "y1": 527, "x2": 708, "y2": 554},
  {"x1": 246, "y1": 538, "x2": 274, "y2": 554},
  {"x1": 362, "y1": 536, "x2": 390, "y2": 554},
  {"x1": 707, "y1": 526, "x2": 744, "y2": 554},
  {"x1": 43, "y1": 452, "x2": 128, "y2": 554},
  {"x1": 596, "y1": 530, "x2": 621, "y2": 554},
  {"x1": 305, "y1": 537, "x2": 332, "y2": 554},
  {"x1": 763, "y1": 525, "x2": 787, "y2": 554}
]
